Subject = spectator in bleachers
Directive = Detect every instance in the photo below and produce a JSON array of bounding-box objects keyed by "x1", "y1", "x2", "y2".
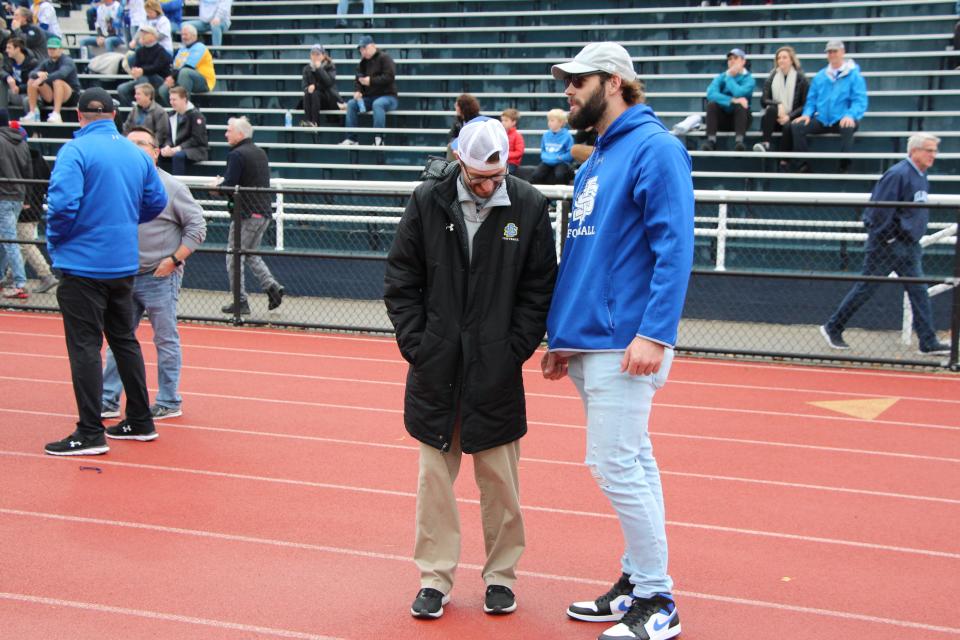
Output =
[
  {"x1": 185, "y1": 0, "x2": 231, "y2": 50},
  {"x1": 117, "y1": 25, "x2": 172, "y2": 106},
  {"x1": 790, "y1": 39, "x2": 867, "y2": 173},
  {"x1": 79, "y1": 0, "x2": 123, "y2": 54},
  {"x1": 528, "y1": 108, "x2": 574, "y2": 185},
  {"x1": 754, "y1": 45, "x2": 808, "y2": 169},
  {"x1": 10, "y1": 7, "x2": 46, "y2": 61},
  {"x1": 140, "y1": 0, "x2": 174, "y2": 55},
  {"x1": 159, "y1": 85, "x2": 208, "y2": 175},
  {"x1": 158, "y1": 23, "x2": 215, "y2": 105},
  {"x1": 122, "y1": 82, "x2": 170, "y2": 147},
  {"x1": 340, "y1": 35, "x2": 397, "y2": 146},
  {"x1": 700, "y1": 47, "x2": 754, "y2": 152},
  {"x1": 1, "y1": 36, "x2": 37, "y2": 108},
  {"x1": 500, "y1": 107, "x2": 524, "y2": 174},
  {"x1": 335, "y1": 0, "x2": 373, "y2": 29},
  {"x1": 300, "y1": 43, "x2": 342, "y2": 127},
  {"x1": 161, "y1": 0, "x2": 183, "y2": 33},
  {"x1": 820, "y1": 133, "x2": 949, "y2": 356},
  {"x1": 31, "y1": 0, "x2": 59, "y2": 37},
  {"x1": 215, "y1": 116, "x2": 284, "y2": 315},
  {"x1": 22, "y1": 36, "x2": 79, "y2": 123},
  {"x1": 446, "y1": 93, "x2": 479, "y2": 158},
  {"x1": 0, "y1": 107, "x2": 31, "y2": 300}
]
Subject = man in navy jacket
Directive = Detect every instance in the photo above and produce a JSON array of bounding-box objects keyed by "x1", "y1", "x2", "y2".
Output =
[
  {"x1": 543, "y1": 42, "x2": 693, "y2": 640},
  {"x1": 44, "y1": 87, "x2": 168, "y2": 456},
  {"x1": 821, "y1": 133, "x2": 949, "y2": 356}
]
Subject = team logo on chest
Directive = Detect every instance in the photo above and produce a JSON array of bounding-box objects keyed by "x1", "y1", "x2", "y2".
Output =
[
  {"x1": 503, "y1": 222, "x2": 519, "y2": 241},
  {"x1": 569, "y1": 176, "x2": 598, "y2": 238}
]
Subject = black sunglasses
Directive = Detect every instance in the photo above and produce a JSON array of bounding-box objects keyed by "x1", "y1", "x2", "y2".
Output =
[{"x1": 563, "y1": 72, "x2": 611, "y2": 89}]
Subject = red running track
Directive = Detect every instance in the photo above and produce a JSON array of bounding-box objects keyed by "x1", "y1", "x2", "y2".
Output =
[{"x1": 0, "y1": 310, "x2": 958, "y2": 640}]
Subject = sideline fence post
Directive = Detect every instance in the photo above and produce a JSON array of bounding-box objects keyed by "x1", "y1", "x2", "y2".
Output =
[
  {"x1": 949, "y1": 209, "x2": 960, "y2": 371},
  {"x1": 230, "y1": 189, "x2": 243, "y2": 326}
]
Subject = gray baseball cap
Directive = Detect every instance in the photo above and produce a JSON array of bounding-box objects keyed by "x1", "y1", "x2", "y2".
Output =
[
  {"x1": 825, "y1": 39, "x2": 845, "y2": 51},
  {"x1": 551, "y1": 42, "x2": 637, "y2": 82}
]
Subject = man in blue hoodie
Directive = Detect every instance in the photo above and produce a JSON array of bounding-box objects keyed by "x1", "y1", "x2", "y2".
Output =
[
  {"x1": 44, "y1": 87, "x2": 168, "y2": 456},
  {"x1": 543, "y1": 42, "x2": 693, "y2": 640},
  {"x1": 700, "y1": 47, "x2": 755, "y2": 152},
  {"x1": 791, "y1": 39, "x2": 868, "y2": 173}
]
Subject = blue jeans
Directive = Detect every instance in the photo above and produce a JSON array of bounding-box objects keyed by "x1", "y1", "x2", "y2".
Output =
[
  {"x1": 567, "y1": 349, "x2": 675, "y2": 598},
  {"x1": 337, "y1": 0, "x2": 373, "y2": 19},
  {"x1": 0, "y1": 200, "x2": 26, "y2": 288},
  {"x1": 102, "y1": 271, "x2": 182, "y2": 411},
  {"x1": 344, "y1": 95, "x2": 398, "y2": 142},
  {"x1": 159, "y1": 67, "x2": 210, "y2": 105},
  {"x1": 185, "y1": 18, "x2": 229, "y2": 48},
  {"x1": 825, "y1": 238, "x2": 940, "y2": 349},
  {"x1": 79, "y1": 34, "x2": 124, "y2": 53}
]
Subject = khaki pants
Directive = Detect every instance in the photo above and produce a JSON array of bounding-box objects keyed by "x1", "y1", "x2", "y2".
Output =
[
  {"x1": 414, "y1": 424, "x2": 524, "y2": 595},
  {"x1": 17, "y1": 222, "x2": 53, "y2": 278}
]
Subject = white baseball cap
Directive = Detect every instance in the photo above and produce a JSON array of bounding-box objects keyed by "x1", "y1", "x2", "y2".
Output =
[
  {"x1": 551, "y1": 42, "x2": 637, "y2": 82},
  {"x1": 456, "y1": 117, "x2": 509, "y2": 171}
]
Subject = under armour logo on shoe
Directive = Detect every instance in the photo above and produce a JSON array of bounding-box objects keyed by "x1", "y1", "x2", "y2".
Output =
[
  {"x1": 69, "y1": 440, "x2": 82, "y2": 448},
  {"x1": 446, "y1": 223, "x2": 455, "y2": 231},
  {"x1": 121, "y1": 425, "x2": 132, "y2": 433}
]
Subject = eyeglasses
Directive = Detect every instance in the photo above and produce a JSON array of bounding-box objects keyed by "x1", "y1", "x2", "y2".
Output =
[
  {"x1": 461, "y1": 165, "x2": 507, "y2": 186},
  {"x1": 563, "y1": 72, "x2": 610, "y2": 89},
  {"x1": 133, "y1": 140, "x2": 157, "y2": 149}
]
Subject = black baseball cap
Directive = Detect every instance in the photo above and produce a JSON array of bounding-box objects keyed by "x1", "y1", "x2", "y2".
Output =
[{"x1": 78, "y1": 87, "x2": 116, "y2": 114}]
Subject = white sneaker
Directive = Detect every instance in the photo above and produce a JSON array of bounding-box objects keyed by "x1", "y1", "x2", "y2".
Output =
[
  {"x1": 374, "y1": 136, "x2": 383, "y2": 146},
  {"x1": 753, "y1": 142, "x2": 767, "y2": 152},
  {"x1": 338, "y1": 138, "x2": 359, "y2": 145},
  {"x1": 46, "y1": 111, "x2": 63, "y2": 123},
  {"x1": 20, "y1": 110, "x2": 40, "y2": 123}
]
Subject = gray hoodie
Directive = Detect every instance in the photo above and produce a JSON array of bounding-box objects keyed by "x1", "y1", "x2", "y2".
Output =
[{"x1": 0, "y1": 127, "x2": 32, "y2": 201}]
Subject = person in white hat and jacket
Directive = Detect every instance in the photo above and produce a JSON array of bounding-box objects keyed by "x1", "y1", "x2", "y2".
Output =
[{"x1": 384, "y1": 117, "x2": 557, "y2": 620}]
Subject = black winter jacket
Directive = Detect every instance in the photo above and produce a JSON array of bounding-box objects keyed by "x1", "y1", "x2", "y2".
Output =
[
  {"x1": 170, "y1": 105, "x2": 208, "y2": 163},
  {"x1": 354, "y1": 50, "x2": 397, "y2": 99},
  {"x1": 220, "y1": 137, "x2": 272, "y2": 218},
  {"x1": 0, "y1": 50, "x2": 38, "y2": 94},
  {"x1": 384, "y1": 166, "x2": 557, "y2": 454},
  {"x1": 0, "y1": 127, "x2": 32, "y2": 201},
  {"x1": 19, "y1": 148, "x2": 49, "y2": 222},
  {"x1": 301, "y1": 61, "x2": 341, "y2": 109},
  {"x1": 760, "y1": 68, "x2": 810, "y2": 119}
]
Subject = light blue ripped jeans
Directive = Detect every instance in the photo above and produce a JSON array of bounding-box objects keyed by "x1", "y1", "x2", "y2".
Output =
[{"x1": 567, "y1": 349, "x2": 674, "y2": 598}]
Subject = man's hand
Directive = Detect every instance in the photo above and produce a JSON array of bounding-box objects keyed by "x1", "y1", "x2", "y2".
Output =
[
  {"x1": 130, "y1": 67, "x2": 143, "y2": 79},
  {"x1": 540, "y1": 351, "x2": 569, "y2": 380},
  {"x1": 160, "y1": 145, "x2": 175, "y2": 157},
  {"x1": 96, "y1": 35, "x2": 105, "y2": 47},
  {"x1": 793, "y1": 114, "x2": 810, "y2": 126},
  {"x1": 36, "y1": 71, "x2": 48, "y2": 82},
  {"x1": 732, "y1": 97, "x2": 748, "y2": 109},
  {"x1": 358, "y1": 75, "x2": 370, "y2": 87},
  {"x1": 839, "y1": 116, "x2": 856, "y2": 128},
  {"x1": 352, "y1": 90, "x2": 362, "y2": 101},
  {"x1": 306, "y1": 83, "x2": 315, "y2": 93},
  {"x1": 620, "y1": 337, "x2": 665, "y2": 377},
  {"x1": 164, "y1": 75, "x2": 175, "y2": 87},
  {"x1": 153, "y1": 257, "x2": 176, "y2": 277}
]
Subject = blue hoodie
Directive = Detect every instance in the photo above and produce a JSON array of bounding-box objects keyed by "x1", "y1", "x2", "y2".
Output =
[
  {"x1": 802, "y1": 59, "x2": 868, "y2": 126},
  {"x1": 547, "y1": 104, "x2": 695, "y2": 350},
  {"x1": 540, "y1": 127, "x2": 574, "y2": 166},
  {"x1": 47, "y1": 119, "x2": 167, "y2": 279}
]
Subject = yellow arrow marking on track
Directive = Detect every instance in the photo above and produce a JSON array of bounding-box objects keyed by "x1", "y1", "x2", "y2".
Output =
[{"x1": 808, "y1": 397, "x2": 900, "y2": 421}]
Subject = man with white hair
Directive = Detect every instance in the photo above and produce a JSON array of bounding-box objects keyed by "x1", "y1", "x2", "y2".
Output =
[
  {"x1": 820, "y1": 133, "x2": 949, "y2": 355},
  {"x1": 543, "y1": 42, "x2": 694, "y2": 640},
  {"x1": 215, "y1": 116, "x2": 282, "y2": 315},
  {"x1": 384, "y1": 117, "x2": 557, "y2": 619}
]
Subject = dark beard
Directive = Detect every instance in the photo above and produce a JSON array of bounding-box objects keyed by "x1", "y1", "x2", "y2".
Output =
[{"x1": 568, "y1": 83, "x2": 607, "y2": 130}]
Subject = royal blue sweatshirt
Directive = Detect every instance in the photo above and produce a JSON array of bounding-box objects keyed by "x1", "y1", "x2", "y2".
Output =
[
  {"x1": 862, "y1": 157, "x2": 930, "y2": 246},
  {"x1": 540, "y1": 128, "x2": 574, "y2": 165},
  {"x1": 47, "y1": 119, "x2": 167, "y2": 279},
  {"x1": 547, "y1": 104, "x2": 695, "y2": 350}
]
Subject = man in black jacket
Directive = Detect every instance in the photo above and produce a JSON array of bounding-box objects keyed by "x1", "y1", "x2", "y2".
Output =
[
  {"x1": 159, "y1": 85, "x2": 207, "y2": 175},
  {"x1": 116, "y1": 25, "x2": 172, "y2": 107},
  {"x1": 214, "y1": 115, "x2": 282, "y2": 315},
  {"x1": 9, "y1": 7, "x2": 46, "y2": 62},
  {"x1": 1, "y1": 37, "x2": 36, "y2": 108},
  {"x1": 340, "y1": 35, "x2": 397, "y2": 146},
  {"x1": 384, "y1": 117, "x2": 557, "y2": 620}
]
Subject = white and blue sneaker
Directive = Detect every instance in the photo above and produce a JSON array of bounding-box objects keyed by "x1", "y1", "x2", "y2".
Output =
[
  {"x1": 598, "y1": 593, "x2": 680, "y2": 640},
  {"x1": 567, "y1": 573, "x2": 634, "y2": 622}
]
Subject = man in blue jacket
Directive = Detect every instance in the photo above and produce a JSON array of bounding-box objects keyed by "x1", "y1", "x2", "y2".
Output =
[
  {"x1": 820, "y1": 133, "x2": 949, "y2": 356},
  {"x1": 791, "y1": 39, "x2": 868, "y2": 173},
  {"x1": 543, "y1": 42, "x2": 693, "y2": 640},
  {"x1": 44, "y1": 87, "x2": 168, "y2": 456},
  {"x1": 700, "y1": 47, "x2": 755, "y2": 152}
]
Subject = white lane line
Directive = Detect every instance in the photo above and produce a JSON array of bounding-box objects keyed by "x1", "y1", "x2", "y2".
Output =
[
  {"x1": 0, "y1": 591, "x2": 341, "y2": 640},
  {"x1": 3, "y1": 450, "x2": 959, "y2": 554},
  {"x1": 2, "y1": 508, "x2": 958, "y2": 636}
]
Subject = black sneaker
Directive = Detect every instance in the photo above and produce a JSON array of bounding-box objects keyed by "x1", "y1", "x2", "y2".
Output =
[
  {"x1": 733, "y1": 140, "x2": 746, "y2": 152},
  {"x1": 45, "y1": 432, "x2": 109, "y2": 456},
  {"x1": 266, "y1": 284, "x2": 284, "y2": 310},
  {"x1": 410, "y1": 587, "x2": 450, "y2": 619},
  {"x1": 598, "y1": 593, "x2": 680, "y2": 640},
  {"x1": 221, "y1": 299, "x2": 251, "y2": 315},
  {"x1": 483, "y1": 585, "x2": 517, "y2": 615},
  {"x1": 105, "y1": 419, "x2": 158, "y2": 441},
  {"x1": 819, "y1": 325, "x2": 850, "y2": 350},
  {"x1": 567, "y1": 572, "x2": 634, "y2": 622},
  {"x1": 918, "y1": 341, "x2": 951, "y2": 356},
  {"x1": 150, "y1": 404, "x2": 182, "y2": 420},
  {"x1": 698, "y1": 140, "x2": 715, "y2": 151}
]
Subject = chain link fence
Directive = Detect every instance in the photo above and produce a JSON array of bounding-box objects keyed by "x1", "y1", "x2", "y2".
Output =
[{"x1": 1, "y1": 178, "x2": 957, "y2": 369}]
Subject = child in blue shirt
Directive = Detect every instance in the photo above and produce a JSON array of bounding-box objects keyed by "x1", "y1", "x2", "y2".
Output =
[{"x1": 529, "y1": 108, "x2": 574, "y2": 184}]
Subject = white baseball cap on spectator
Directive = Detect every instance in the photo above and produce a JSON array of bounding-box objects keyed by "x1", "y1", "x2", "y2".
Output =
[
  {"x1": 551, "y1": 42, "x2": 637, "y2": 82},
  {"x1": 456, "y1": 117, "x2": 509, "y2": 171}
]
